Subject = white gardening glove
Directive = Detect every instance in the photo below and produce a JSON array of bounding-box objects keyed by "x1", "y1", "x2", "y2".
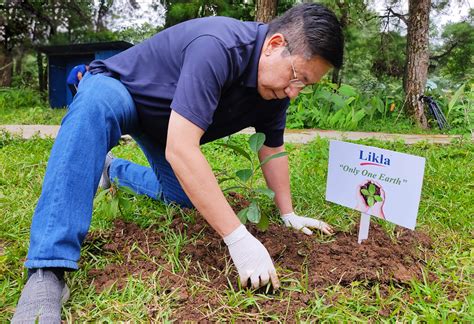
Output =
[
  {"x1": 224, "y1": 224, "x2": 280, "y2": 289},
  {"x1": 281, "y1": 212, "x2": 334, "y2": 235}
]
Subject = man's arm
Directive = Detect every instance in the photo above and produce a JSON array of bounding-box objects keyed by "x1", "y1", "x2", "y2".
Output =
[
  {"x1": 77, "y1": 71, "x2": 83, "y2": 81},
  {"x1": 259, "y1": 144, "x2": 334, "y2": 235},
  {"x1": 258, "y1": 144, "x2": 293, "y2": 214},
  {"x1": 166, "y1": 111, "x2": 240, "y2": 237},
  {"x1": 166, "y1": 111, "x2": 280, "y2": 289}
]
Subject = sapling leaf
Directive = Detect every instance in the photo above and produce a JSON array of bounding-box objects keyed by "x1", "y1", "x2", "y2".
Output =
[
  {"x1": 367, "y1": 196, "x2": 375, "y2": 207},
  {"x1": 104, "y1": 202, "x2": 114, "y2": 218},
  {"x1": 299, "y1": 86, "x2": 314, "y2": 95},
  {"x1": 369, "y1": 184, "x2": 376, "y2": 195},
  {"x1": 361, "y1": 189, "x2": 370, "y2": 196},
  {"x1": 258, "y1": 151, "x2": 289, "y2": 168},
  {"x1": 120, "y1": 186, "x2": 137, "y2": 196},
  {"x1": 119, "y1": 196, "x2": 131, "y2": 211},
  {"x1": 237, "y1": 208, "x2": 248, "y2": 224},
  {"x1": 94, "y1": 188, "x2": 109, "y2": 203},
  {"x1": 374, "y1": 195, "x2": 383, "y2": 202},
  {"x1": 257, "y1": 212, "x2": 269, "y2": 231},
  {"x1": 247, "y1": 202, "x2": 260, "y2": 223},
  {"x1": 110, "y1": 197, "x2": 119, "y2": 216},
  {"x1": 236, "y1": 169, "x2": 253, "y2": 182},
  {"x1": 249, "y1": 133, "x2": 266, "y2": 153},
  {"x1": 255, "y1": 187, "x2": 275, "y2": 199},
  {"x1": 218, "y1": 177, "x2": 235, "y2": 184},
  {"x1": 215, "y1": 142, "x2": 252, "y2": 162},
  {"x1": 222, "y1": 185, "x2": 246, "y2": 192}
]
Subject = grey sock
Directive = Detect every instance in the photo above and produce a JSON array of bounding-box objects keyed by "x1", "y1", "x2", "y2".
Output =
[
  {"x1": 99, "y1": 152, "x2": 115, "y2": 190},
  {"x1": 11, "y1": 269, "x2": 70, "y2": 324},
  {"x1": 28, "y1": 267, "x2": 66, "y2": 281}
]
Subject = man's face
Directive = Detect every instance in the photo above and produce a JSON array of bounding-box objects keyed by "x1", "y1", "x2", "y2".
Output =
[{"x1": 257, "y1": 33, "x2": 332, "y2": 100}]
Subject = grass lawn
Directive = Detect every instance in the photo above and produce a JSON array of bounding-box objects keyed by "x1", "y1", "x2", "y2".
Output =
[
  {"x1": 0, "y1": 88, "x2": 66, "y2": 125},
  {"x1": 0, "y1": 132, "x2": 472, "y2": 322},
  {"x1": 0, "y1": 106, "x2": 66, "y2": 125},
  {"x1": 1, "y1": 86, "x2": 471, "y2": 136}
]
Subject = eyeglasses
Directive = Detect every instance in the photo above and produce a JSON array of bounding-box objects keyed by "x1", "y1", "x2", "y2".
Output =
[{"x1": 288, "y1": 52, "x2": 307, "y2": 89}]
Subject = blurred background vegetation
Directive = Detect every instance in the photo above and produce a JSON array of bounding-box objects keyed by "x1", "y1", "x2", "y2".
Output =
[{"x1": 0, "y1": 0, "x2": 472, "y2": 134}]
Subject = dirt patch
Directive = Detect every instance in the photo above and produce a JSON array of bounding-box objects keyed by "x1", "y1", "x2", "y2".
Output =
[
  {"x1": 86, "y1": 220, "x2": 163, "y2": 291},
  {"x1": 84, "y1": 193, "x2": 433, "y2": 320}
]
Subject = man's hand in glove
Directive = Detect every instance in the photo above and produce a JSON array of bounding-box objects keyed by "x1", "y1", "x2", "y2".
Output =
[
  {"x1": 281, "y1": 212, "x2": 334, "y2": 235},
  {"x1": 224, "y1": 224, "x2": 280, "y2": 289}
]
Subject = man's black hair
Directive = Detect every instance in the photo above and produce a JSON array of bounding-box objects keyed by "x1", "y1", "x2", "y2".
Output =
[{"x1": 268, "y1": 3, "x2": 344, "y2": 68}]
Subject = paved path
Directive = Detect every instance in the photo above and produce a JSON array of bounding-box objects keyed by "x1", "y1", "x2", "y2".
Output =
[{"x1": 1, "y1": 124, "x2": 471, "y2": 144}]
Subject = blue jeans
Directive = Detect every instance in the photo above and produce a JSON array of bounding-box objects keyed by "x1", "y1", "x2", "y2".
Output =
[{"x1": 25, "y1": 73, "x2": 192, "y2": 270}]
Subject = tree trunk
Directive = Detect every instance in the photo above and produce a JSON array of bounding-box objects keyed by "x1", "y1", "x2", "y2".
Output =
[
  {"x1": 15, "y1": 48, "x2": 26, "y2": 76},
  {"x1": 0, "y1": 48, "x2": 13, "y2": 87},
  {"x1": 255, "y1": 0, "x2": 278, "y2": 23},
  {"x1": 331, "y1": 0, "x2": 349, "y2": 85},
  {"x1": 404, "y1": 0, "x2": 430, "y2": 128},
  {"x1": 331, "y1": 68, "x2": 341, "y2": 85},
  {"x1": 37, "y1": 52, "x2": 47, "y2": 92}
]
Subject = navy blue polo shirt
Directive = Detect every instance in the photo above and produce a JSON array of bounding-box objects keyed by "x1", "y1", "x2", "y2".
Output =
[{"x1": 89, "y1": 17, "x2": 289, "y2": 148}]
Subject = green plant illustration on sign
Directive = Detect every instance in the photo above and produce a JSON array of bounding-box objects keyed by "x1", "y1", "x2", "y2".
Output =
[
  {"x1": 360, "y1": 182, "x2": 383, "y2": 207},
  {"x1": 216, "y1": 133, "x2": 288, "y2": 231}
]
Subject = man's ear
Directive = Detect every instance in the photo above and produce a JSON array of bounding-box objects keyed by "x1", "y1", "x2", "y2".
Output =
[{"x1": 263, "y1": 33, "x2": 287, "y2": 56}]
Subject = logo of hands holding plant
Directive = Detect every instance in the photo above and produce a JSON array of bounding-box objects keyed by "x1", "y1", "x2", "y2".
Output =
[{"x1": 356, "y1": 180, "x2": 386, "y2": 219}]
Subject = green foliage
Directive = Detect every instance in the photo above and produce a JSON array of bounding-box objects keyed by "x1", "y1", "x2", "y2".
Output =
[
  {"x1": 432, "y1": 14, "x2": 474, "y2": 83},
  {"x1": 0, "y1": 88, "x2": 65, "y2": 124},
  {"x1": 371, "y1": 31, "x2": 406, "y2": 78},
  {"x1": 164, "y1": 0, "x2": 296, "y2": 27},
  {"x1": 286, "y1": 78, "x2": 472, "y2": 135},
  {"x1": 0, "y1": 88, "x2": 43, "y2": 110},
  {"x1": 74, "y1": 23, "x2": 163, "y2": 44},
  {"x1": 1, "y1": 1, "x2": 95, "y2": 49},
  {"x1": 425, "y1": 82, "x2": 473, "y2": 134},
  {"x1": 11, "y1": 55, "x2": 38, "y2": 88},
  {"x1": 164, "y1": 0, "x2": 255, "y2": 27},
  {"x1": 446, "y1": 83, "x2": 473, "y2": 133},
  {"x1": 94, "y1": 181, "x2": 136, "y2": 220},
  {"x1": 216, "y1": 133, "x2": 287, "y2": 230},
  {"x1": 287, "y1": 81, "x2": 401, "y2": 130}
]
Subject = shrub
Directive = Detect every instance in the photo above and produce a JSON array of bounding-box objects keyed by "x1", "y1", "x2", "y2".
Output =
[{"x1": 287, "y1": 81, "x2": 402, "y2": 130}]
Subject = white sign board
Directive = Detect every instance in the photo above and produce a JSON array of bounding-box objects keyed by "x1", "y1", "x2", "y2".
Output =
[{"x1": 326, "y1": 140, "x2": 425, "y2": 230}]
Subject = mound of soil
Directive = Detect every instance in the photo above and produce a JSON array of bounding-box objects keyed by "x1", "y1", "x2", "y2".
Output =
[{"x1": 84, "y1": 193, "x2": 433, "y2": 320}]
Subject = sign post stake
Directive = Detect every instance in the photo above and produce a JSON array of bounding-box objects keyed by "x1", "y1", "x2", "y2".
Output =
[{"x1": 358, "y1": 212, "x2": 371, "y2": 244}]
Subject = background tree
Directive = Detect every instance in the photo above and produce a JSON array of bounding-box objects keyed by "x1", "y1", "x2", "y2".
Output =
[
  {"x1": 255, "y1": 0, "x2": 277, "y2": 23},
  {"x1": 404, "y1": 0, "x2": 431, "y2": 128},
  {"x1": 164, "y1": 0, "x2": 254, "y2": 27},
  {"x1": 0, "y1": 1, "x2": 31, "y2": 87},
  {"x1": 430, "y1": 10, "x2": 473, "y2": 83},
  {"x1": 315, "y1": 0, "x2": 378, "y2": 86},
  {"x1": 0, "y1": 1, "x2": 94, "y2": 88}
]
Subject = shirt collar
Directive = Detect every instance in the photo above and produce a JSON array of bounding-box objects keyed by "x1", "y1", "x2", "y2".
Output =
[{"x1": 241, "y1": 24, "x2": 268, "y2": 88}]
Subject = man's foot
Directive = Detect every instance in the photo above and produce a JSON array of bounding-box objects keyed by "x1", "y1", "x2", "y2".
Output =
[
  {"x1": 99, "y1": 152, "x2": 115, "y2": 190},
  {"x1": 11, "y1": 269, "x2": 70, "y2": 323}
]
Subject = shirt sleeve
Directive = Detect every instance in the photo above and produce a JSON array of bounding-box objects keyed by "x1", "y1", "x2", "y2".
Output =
[
  {"x1": 255, "y1": 98, "x2": 289, "y2": 147},
  {"x1": 170, "y1": 36, "x2": 232, "y2": 131}
]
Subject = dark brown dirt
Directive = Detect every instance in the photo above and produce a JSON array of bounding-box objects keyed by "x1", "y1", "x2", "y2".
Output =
[{"x1": 83, "y1": 192, "x2": 434, "y2": 321}]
